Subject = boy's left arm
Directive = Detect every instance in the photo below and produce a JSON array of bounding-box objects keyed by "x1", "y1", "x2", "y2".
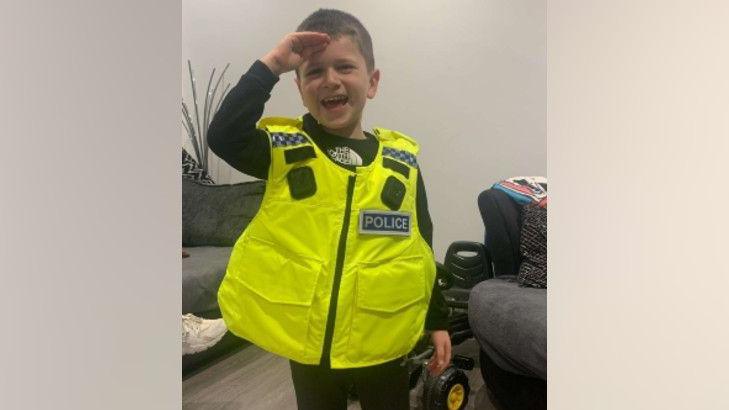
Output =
[{"x1": 417, "y1": 171, "x2": 452, "y2": 375}]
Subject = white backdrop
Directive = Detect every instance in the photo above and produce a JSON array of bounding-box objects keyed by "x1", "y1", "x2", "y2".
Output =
[{"x1": 182, "y1": 0, "x2": 546, "y2": 259}]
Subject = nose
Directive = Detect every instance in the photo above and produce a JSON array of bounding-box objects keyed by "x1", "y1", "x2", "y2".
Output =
[{"x1": 322, "y1": 67, "x2": 341, "y2": 89}]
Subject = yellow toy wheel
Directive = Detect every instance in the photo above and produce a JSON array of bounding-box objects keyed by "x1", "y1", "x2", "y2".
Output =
[
  {"x1": 422, "y1": 366, "x2": 470, "y2": 410},
  {"x1": 447, "y1": 383, "x2": 465, "y2": 410}
]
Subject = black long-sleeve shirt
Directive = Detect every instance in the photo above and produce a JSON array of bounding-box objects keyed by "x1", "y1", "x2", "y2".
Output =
[{"x1": 208, "y1": 60, "x2": 448, "y2": 331}]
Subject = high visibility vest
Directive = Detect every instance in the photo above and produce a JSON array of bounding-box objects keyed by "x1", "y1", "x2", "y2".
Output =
[{"x1": 218, "y1": 117, "x2": 436, "y2": 368}]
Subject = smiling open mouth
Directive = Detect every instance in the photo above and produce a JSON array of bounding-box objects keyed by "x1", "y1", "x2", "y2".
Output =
[{"x1": 321, "y1": 95, "x2": 348, "y2": 109}]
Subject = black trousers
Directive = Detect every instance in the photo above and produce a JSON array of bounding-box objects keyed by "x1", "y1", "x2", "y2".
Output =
[{"x1": 289, "y1": 358, "x2": 410, "y2": 410}]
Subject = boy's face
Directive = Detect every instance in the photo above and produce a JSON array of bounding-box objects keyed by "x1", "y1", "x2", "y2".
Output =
[{"x1": 295, "y1": 35, "x2": 380, "y2": 138}]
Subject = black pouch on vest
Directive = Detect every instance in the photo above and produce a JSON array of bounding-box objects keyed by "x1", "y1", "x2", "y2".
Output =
[
  {"x1": 284, "y1": 146, "x2": 316, "y2": 164},
  {"x1": 383, "y1": 157, "x2": 410, "y2": 179},
  {"x1": 381, "y1": 176, "x2": 406, "y2": 210},
  {"x1": 287, "y1": 166, "x2": 317, "y2": 199}
]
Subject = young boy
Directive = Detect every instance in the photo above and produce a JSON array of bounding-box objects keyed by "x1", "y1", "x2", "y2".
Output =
[{"x1": 209, "y1": 9, "x2": 450, "y2": 410}]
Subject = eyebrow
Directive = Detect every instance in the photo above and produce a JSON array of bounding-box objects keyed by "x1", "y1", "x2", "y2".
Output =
[
  {"x1": 302, "y1": 59, "x2": 359, "y2": 74},
  {"x1": 333, "y1": 58, "x2": 358, "y2": 65},
  {"x1": 306, "y1": 58, "x2": 358, "y2": 68}
]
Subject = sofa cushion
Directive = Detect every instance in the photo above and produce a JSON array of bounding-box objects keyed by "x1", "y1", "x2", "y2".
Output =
[
  {"x1": 182, "y1": 178, "x2": 265, "y2": 247},
  {"x1": 182, "y1": 246, "x2": 233, "y2": 314},
  {"x1": 468, "y1": 277, "x2": 547, "y2": 380}
]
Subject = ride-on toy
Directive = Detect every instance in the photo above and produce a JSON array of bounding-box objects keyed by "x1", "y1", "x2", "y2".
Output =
[{"x1": 403, "y1": 242, "x2": 492, "y2": 410}]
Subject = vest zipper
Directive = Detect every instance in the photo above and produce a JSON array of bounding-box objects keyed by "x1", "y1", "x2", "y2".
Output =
[{"x1": 320, "y1": 174, "x2": 356, "y2": 368}]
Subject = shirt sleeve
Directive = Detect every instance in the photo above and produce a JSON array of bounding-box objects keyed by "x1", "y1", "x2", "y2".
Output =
[
  {"x1": 418, "y1": 170, "x2": 450, "y2": 331},
  {"x1": 207, "y1": 60, "x2": 279, "y2": 180}
]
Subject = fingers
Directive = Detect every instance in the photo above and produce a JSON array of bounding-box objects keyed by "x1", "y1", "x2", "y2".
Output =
[
  {"x1": 427, "y1": 341, "x2": 449, "y2": 376},
  {"x1": 426, "y1": 352, "x2": 439, "y2": 374},
  {"x1": 264, "y1": 32, "x2": 330, "y2": 75},
  {"x1": 436, "y1": 342, "x2": 445, "y2": 369},
  {"x1": 293, "y1": 31, "x2": 331, "y2": 46},
  {"x1": 425, "y1": 330, "x2": 454, "y2": 376},
  {"x1": 445, "y1": 338, "x2": 452, "y2": 369},
  {"x1": 289, "y1": 32, "x2": 330, "y2": 54},
  {"x1": 299, "y1": 41, "x2": 328, "y2": 60}
]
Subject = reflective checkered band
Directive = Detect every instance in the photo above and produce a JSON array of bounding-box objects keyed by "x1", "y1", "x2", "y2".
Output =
[
  {"x1": 382, "y1": 147, "x2": 418, "y2": 167},
  {"x1": 271, "y1": 132, "x2": 310, "y2": 148}
]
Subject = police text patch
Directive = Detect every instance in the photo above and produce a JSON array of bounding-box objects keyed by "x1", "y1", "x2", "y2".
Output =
[{"x1": 359, "y1": 210, "x2": 411, "y2": 236}]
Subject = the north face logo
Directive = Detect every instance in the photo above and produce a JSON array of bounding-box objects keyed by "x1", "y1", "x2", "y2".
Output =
[{"x1": 327, "y1": 147, "x2": 363, "y2": 166}]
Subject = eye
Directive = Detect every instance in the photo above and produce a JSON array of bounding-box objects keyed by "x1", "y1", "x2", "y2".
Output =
[
  {"x1": 341, "y1": 65, "x2": 356, "y2": 73},
  {"x1": 305, "y1": 68, "x2": 322, "y2": 77}
]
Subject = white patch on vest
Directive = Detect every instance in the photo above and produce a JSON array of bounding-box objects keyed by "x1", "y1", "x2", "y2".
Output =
[
  {"x1": 359, "y1": 210, "x2": 411, "y2": 236},
  {"x1": 327, "y1": 147, "x2": 363, "y2": 166}
]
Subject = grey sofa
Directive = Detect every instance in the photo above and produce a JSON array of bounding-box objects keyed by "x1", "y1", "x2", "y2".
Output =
[
  {"x1": 182, "y1": 177, "x2": 265, "y2": 375},
  {"x1": 466, "y1": 188, "x2": 547, "y2": 409},
  {"x1": 469, "y1": 279, "x2": 546, "y2": 408}
]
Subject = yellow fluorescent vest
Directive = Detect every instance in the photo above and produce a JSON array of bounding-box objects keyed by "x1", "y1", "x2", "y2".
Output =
[{"x1": 217, "y1": 117, "x2": 436, "y2": 368}]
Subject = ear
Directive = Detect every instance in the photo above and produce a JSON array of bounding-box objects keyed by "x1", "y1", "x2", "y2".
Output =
[{"x1": 366, "y1": 69, "x2": 380, "y2": 99}]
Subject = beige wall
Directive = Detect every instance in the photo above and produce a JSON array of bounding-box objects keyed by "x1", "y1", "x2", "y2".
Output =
[{"x1": 182, "y1": 0, "x2": 546, "y2": 258}]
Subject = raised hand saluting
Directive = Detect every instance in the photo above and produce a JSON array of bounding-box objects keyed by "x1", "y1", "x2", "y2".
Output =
[{"x1": 260, "y1": 32, "x2": 331, "y2": 76}]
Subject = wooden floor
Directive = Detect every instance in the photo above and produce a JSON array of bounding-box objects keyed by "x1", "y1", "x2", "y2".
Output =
[{"x1": 182, "y1": 338, "x2": 498, "y2": 410}]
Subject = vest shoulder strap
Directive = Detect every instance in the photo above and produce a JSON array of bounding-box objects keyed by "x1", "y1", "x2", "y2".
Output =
[
  {"x1": 372, "y1": 127, "x2": 420, "y2": 155},
  {"x1": 258, "y1": 116, "x2": 304, "y2": 133}
]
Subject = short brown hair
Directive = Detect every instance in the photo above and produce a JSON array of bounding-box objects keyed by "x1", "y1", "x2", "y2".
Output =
[{"x1": 296, "y1": 9, "x2": 375, "y2": 72}]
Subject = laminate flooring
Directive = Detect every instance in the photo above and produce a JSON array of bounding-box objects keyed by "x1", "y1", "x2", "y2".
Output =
[{"x1": 182, "y1": 338, "x2": 498, "y2": 410}]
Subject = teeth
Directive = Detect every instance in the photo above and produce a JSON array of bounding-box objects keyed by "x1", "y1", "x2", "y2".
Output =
[{"x1": 323, "y1": 95, "x2": 347, "y2": 103}]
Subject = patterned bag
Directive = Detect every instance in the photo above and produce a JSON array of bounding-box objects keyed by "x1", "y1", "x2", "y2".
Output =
[
  {"x1": 182, "y1": 148, "x2": 215, "y2": 185},
  {"x1": 517, "y1": 203, "x2": 547, "y2": 288}
]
